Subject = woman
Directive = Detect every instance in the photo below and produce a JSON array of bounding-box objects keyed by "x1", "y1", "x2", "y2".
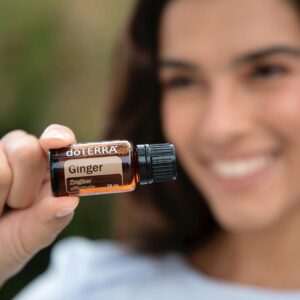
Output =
[{"x1": 2, "y1": 0, "x2": 300, "y2": 298}]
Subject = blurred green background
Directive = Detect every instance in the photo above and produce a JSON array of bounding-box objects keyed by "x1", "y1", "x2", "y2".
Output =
[{"x1": 0, "y1": 0, "x2": 133, "y2": 298}]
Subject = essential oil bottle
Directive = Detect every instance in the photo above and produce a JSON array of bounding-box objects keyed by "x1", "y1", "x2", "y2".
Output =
[{"x1": 49, "y1": 140, "x2": 177, "y2": 197}]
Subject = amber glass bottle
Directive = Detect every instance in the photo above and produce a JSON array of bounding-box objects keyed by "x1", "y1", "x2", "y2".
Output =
[{"x1": 49, "y1": 140, "x2": 177, "y2": 197}]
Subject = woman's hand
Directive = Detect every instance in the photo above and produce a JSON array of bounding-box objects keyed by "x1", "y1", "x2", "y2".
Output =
[{"x1": 0, "y1": 124, "x2": 79, "y2": 286}]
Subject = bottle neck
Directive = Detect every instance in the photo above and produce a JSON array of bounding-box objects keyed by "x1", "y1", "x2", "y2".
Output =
[{"x1": 136, "y1": 144, "x2": 153, "y2": 185}]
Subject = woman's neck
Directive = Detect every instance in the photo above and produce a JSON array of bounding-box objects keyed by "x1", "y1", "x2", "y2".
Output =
[{"x1": 187, "y1": 207, "x2": 300, "y2": 290}]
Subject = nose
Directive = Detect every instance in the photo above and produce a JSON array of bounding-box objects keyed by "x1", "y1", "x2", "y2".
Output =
[{"x1": 198, "y1": 81, "x2": 253, "y2": 149}]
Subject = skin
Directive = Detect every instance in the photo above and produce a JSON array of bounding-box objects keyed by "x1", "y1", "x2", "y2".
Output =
[
  {"x1": 160, "y1": 0, "x2": 300, "y2": 290},
  {"x1": 0, "y1": 124, "x2": 79, "y2": 286}
]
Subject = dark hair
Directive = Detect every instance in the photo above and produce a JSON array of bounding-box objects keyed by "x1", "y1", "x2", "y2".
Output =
[
  {"x1": 104, "y1": 0, "x2": 219, "y2": 255},
  {"x1": 104, "y1": 0, "x2": 300, "y2": 255}
]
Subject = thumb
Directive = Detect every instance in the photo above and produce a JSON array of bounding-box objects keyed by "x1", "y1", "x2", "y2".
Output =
[{"x1": 0, "y1": 195, "x2": 79, "y2": 282}]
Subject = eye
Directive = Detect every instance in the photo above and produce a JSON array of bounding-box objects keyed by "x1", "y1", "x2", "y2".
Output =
[
  {"x1": 161, "y1": 75, "x2": 197, "y2": 91},
  {"x1": 252, "y1": 64, "x2": 287, "y2": 79}
]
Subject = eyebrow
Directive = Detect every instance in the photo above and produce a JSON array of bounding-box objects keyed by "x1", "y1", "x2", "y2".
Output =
[
  {"x1": 159, "y1": 45, "x2": 300, "y2": 71},
  {"x1": 234, "y1": 45, "x2": 300, "y2": 66}
]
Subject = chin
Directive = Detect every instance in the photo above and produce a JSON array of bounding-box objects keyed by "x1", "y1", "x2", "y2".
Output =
[{"x1": 209, "y1": 200, "x2": 286, "y2": 233}]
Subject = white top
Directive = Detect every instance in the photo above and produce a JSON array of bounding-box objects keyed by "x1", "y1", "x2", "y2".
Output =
[{"x1": 15, "y1": 237, "x2": 300, "y2": 300}]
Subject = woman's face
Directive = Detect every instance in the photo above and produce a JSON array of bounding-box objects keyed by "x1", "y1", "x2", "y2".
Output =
[{"x1": 159, "y1": 0, "x2": 300, "y2": 232}]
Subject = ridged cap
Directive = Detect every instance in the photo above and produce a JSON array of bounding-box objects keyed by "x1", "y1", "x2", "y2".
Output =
[{"x1": 137, "y1": 143, "x2": 177, "y2": 185}]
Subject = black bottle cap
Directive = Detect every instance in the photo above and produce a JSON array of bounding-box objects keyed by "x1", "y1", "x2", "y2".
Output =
[{"x1": 137, "y1": 143, "x2": 177, "y2": 185}]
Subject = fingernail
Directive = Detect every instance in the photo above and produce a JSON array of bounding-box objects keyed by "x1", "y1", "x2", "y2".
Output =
[
  {"x1": 55, "y1": 206, "x2": 77, "y2": 219},
  {"x1": 41, "y1": 128, "x2": 69, "y2": 140}
]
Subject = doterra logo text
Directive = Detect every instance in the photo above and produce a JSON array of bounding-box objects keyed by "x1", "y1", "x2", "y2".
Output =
[{"x1": 66, "y1": 145, "x2": 118, "y2": 157}]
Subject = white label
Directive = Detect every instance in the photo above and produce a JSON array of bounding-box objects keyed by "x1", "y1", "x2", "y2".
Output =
[{"x1": 64, "y1": 156, "x2": 123, "y2": 193}]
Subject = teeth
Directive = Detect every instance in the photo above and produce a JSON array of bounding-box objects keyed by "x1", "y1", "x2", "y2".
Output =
[{"x1": 210, "y1": 156, "x2": 271, "y2": 179}]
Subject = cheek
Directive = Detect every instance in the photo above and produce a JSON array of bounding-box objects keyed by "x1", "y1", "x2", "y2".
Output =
[
  {"x1": 262, "y1": 84, "x2": 300, "y2": 143},
  {"x1": 161, "y1": 97, "x2": 198, "y2": 145}
]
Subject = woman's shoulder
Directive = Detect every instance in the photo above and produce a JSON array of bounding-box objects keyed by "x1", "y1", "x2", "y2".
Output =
[
  {"x1": 15, "y1": 237, "x2": 184, "y2": 300},
  {"x1": 52, "y1": 236, "x2": 180, "y2": 275},
  {"x1": 50, "y1": 236, "x2": 179, "y2": 283}
]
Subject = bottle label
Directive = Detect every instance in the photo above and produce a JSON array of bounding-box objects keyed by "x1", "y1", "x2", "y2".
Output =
[{"x1": 64, "y1": 156, "x2": 123, "y2": 193}]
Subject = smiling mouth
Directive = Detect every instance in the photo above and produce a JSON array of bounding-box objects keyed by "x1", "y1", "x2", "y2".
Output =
[{"x1": 205, "y1": 151, "x2": 280, "y2": 190}]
